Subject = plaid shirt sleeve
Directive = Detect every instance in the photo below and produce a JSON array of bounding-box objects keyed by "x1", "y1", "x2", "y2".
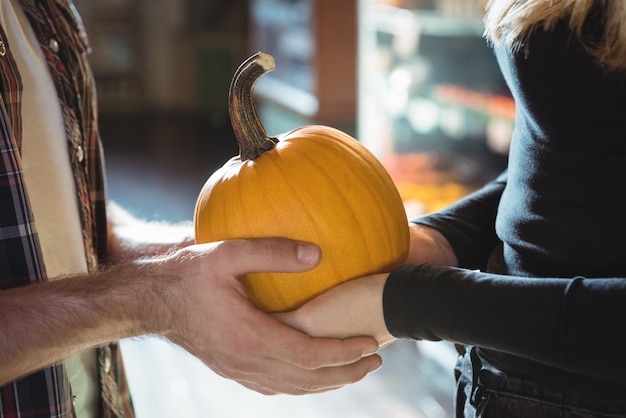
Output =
[
  {"x1": 0, "y1": 44, "x2": 76, "y2": 418},
  {"x1": 0, "y1": 1, "x2": 134, "y2": 417}
]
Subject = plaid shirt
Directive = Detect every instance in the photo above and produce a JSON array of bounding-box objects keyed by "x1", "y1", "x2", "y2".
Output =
[{"x1": 0, "y1": 1, "x2": 133, "y2": 417}]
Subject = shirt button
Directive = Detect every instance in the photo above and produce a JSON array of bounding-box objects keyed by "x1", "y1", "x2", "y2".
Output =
[
  {"x1": 76, "y1": 145, "x2": 84, "y2": 162},
  {"x1": 48, "y1": 38, "x2": 59, "y2": 53},
  {"x1": 0, "y1": 40, "x2": 6, "y2": 57}
]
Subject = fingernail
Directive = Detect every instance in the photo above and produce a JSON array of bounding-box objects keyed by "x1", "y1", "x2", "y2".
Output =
[
  {"x1": 368, "y1": 361, "x2": 382, "y2": 374},
  {"x1": 297, "y1": 244, "x2": 320, "y2": 264}
]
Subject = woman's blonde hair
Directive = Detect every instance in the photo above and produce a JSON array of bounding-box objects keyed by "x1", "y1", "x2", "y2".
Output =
[{"x1": 483, "y1": 0, "x2": 626, "y2": 71}]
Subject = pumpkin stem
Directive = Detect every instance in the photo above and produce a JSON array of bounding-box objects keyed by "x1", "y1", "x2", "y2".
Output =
[{"x1": 229, "y1": 51, "x2": 279, "y2": 160}]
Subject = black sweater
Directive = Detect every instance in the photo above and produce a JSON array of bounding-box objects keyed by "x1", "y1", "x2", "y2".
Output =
[{"x1": 383, "y1": 17, "x2": 626, "y2": 396}]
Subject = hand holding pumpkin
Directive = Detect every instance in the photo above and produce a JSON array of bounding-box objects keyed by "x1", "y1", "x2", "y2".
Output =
[
  {"x1": 271, "y1": 224, "x2": 458, "y2": 348},
  {"x1": 273, "y1": 273, "x2": 396, "y2": 348},
  {"x1": 140, "y1": 238, "x2": 382, "y2": 395}
]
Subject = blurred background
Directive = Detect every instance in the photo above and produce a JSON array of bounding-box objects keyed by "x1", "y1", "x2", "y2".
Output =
[{"x1": 72, "y1": 0, "x2": 512, "y2": 416}]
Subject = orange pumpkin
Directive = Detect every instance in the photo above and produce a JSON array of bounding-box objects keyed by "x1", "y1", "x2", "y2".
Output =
[{"x1": 194, "y1": 52, "x2": 409, "y2": 312}]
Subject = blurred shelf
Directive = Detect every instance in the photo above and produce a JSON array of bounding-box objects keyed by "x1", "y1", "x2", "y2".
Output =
[
  {"x1": 359, "y1": 1, "x2": 510, "y2": 211},
  {"x1": 249, "y1": 0, "x2": 357, "y2": 125}
]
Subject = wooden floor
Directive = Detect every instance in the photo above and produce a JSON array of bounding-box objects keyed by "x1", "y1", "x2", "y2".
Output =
[{"x1": 101, "y1": 111, "x2": 457, "y2": 418}]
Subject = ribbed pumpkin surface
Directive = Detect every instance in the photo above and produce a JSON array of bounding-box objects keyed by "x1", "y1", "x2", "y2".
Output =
[{"x1": 194, "y1": 125, "x2": 409, "y2": 312}]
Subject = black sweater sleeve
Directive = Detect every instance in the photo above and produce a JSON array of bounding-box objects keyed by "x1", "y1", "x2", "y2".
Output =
[
  {"x1": 383, "y1": 263, "x2": 626, "y2": 385},
  {"x1": 412, "y1": 171, "x2": 506, "y2": 270}
]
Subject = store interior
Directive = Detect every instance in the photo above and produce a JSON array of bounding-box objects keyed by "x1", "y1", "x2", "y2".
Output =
[{"x1": 72, "y1": 0, "x2": 513, "y2": 416}]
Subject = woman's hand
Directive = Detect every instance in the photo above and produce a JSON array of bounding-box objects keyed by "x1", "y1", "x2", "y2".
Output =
[
  {"x1": 274, "y1": 273, "x2": 396, "y2": 348},
  {"x1": 272, "y1": 223, "x2": 457, "y2": 349}
]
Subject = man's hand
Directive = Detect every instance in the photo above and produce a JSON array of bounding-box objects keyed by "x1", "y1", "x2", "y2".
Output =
[
  {"x1": 0, "y1": 238, "x2": 380, "y2": 394},
  {"x1": 140, "y1": 238, "x2": 382, "y2": 395}
]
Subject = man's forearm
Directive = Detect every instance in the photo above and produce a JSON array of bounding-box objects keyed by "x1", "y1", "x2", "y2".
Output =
[{"x1": 0, "y1": 261, "x2": 159, "y2": 385}]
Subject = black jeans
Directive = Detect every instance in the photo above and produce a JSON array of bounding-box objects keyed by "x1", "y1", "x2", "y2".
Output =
[{"x1": 455, "y1": 347, "x2": 626, "y2": 417}]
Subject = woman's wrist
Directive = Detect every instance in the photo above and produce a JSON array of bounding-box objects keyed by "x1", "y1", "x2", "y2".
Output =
[{"x1": 407, "y1": 223, "x2": 458, "y2": 266}]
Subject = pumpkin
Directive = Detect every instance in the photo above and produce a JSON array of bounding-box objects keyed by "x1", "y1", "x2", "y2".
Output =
[{"x1": 194, "y1": 52, "x2": 409, "y2": 312}]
